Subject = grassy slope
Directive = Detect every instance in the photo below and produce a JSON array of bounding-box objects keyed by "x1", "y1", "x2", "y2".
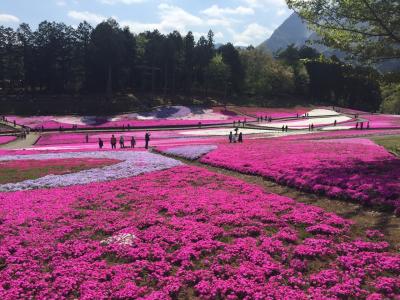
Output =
[{"x1": 372, "y1": 135, "x2": 400, "y2": 156}]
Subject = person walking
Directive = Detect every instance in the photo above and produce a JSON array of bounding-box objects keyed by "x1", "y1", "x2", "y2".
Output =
[
  {"x1": 311, "y1": 124, "x2": 314, "y2": 131},
  {"x1": 356, "y1": 122, "x2": 359, "y2": 129},
  {"x1": 145, "y1": 132, "x2": 150, "y2": 149},
  {"x1": 285, "y1": 125, "x2": 288, "y2": 132},
  {"x1": 233, "y1": 133, "x2": 238, "y2": 143},
  {"x1": 111, "y1": 135, "x2": 117, "y2": 149},
  {"x1": 282, "y1": 125, "x2": 285, "y2": 132},
  {"x1": 238, "y1": 132, "x2": 243, "y2": 143},
  {"x1": 130, "y1": 136, "x2": 136, "y2": 148},
  {"x1": 334, "y1": 120, "x2": 337, "y2": 126},
  {"x1": 229, "y1": 131, "x2": 233, "y2": 143},
  {"x1": 85, "y1": 134, "x2": 89, "y2": 143},
  {"x1": 98, "y1": 138, "x2": 104, "y2": 149},
  {"x1": 360, "y1": 122, "x2": 364, "y2": 130}
]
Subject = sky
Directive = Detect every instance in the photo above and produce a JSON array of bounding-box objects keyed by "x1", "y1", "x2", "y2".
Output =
[{"x1": 0, "y1": 0, "x2": 292, "y2": 46}]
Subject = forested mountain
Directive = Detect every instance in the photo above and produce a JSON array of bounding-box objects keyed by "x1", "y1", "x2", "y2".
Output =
[
  {"x1": 258, "y1": 13, "x2": 312, "y2": 54},
  {"x1": 258, "y1": 13, "x2": 399, "y2": 72}
]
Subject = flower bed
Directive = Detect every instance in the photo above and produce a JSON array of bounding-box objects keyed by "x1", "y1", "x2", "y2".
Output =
[
  {"x1": 200, "y1": 138, "x2": 400, "y2": 213},
  {"x1": 0, "y1": 158, "x2": 119, "y2": 184},
  {"x1": 6, "y1": 106, "x2": 246, "y2": 130},
  {"x1": 0, "y1": 151, "x2": 182, "y2": 192},
  {"x1": 232, "y1": 106, "x2": 309, "y2": 118},
  {"x1": 0, "y1": 165, "x2": 398, "y2": 299},
  {"x1": 258, "y1": 115, "x2": 353, "y2": 129},
  {"x1": 0, "y1": 136, "x2": 16, "y2": 145},
  {"x1": 361, "y1": 114, "x2": 400, "y2": 129},
  {"x1": 36, "y1": 131, "x2": 184, "y2": 146},
  {"x1": 160, "y1": 145, "x2": 217, "y2": 160}
]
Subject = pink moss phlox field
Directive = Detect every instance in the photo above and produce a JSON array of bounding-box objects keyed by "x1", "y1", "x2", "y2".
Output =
[
  {"x1": 7, "y1": 107, "x2": 248, "y2": 130},
  {"x1": 0, "y1": 165, "x2": 398, "y2": 299},
  {"x1": 0, "y1": 136, "x2": 16, "y2": 145},
  {"x1": 362, "y1": 114, "x2": 400, "y2": 129},
  {"x1": 200, "y1": 138, "x2": 400, "y2": 213},
  {"x1": 280, "y1": 129, "x2": 400, "y2": 141},
  {"x1": 36, "y1": 131, "x2": 184, "y2": 146}
]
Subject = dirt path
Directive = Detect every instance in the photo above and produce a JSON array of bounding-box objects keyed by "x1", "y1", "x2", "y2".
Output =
[
  {"x1": 154, "y1": 151, "x2": 400, "y2": 250},
  {"x1": 0, "y1": 133, "x2": 40, "y2": 149}
]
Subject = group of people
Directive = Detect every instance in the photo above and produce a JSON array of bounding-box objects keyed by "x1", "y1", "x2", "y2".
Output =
[
  {"x1": 233, "y1": 119, "x2": 247, "y2": 127},
  {"x1": 229, "y1": 128, "x2": 243, "y2": 143},
  {"x1": 281, "y1": 125, "x2": 289, "y2": 132},
  {"x1": 97, "y1": 132, "x2": 151, "y2": 149},
  {"x1": 257, "y1": 116, "x2": 273, "y2": 122},
  {"x1": 308, "y1": 124, "x2": 315, "y2": 131},
  {"x1": 355, "y1": 122, "x2": 370, "y2": 129}
]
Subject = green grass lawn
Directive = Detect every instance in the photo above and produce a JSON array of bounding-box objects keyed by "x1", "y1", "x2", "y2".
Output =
[{"x1": 371, "y1": 135, "x2": 400, "y2": 156}]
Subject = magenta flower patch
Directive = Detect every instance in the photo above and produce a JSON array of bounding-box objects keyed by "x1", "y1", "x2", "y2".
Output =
[{"x1": 0, "y1": 165, "x2": 398, "y2": 299}]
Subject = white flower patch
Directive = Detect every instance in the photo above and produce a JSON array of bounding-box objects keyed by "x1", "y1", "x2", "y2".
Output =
[
  {"x1": 321, "y1": 126, "x2": 353, "y2": 131},
  {"x1": 101, "y1": 233, "x2": 137, "y2": 246},
  {"x1": 0, "y1": 151, "x2": 182, "y2": 192},
  {"x1": 180, "y1": 128, "x2": 273, "y2": 136},
  {"x1": 303, "y1": 109, "x2": 341, "y2": 117},
  {"x1": 258, "y1": 115, "x2": 351, "y2": 129},
  {"x1": 164, "y1": 145, "x2": 217, "y2": 160}
]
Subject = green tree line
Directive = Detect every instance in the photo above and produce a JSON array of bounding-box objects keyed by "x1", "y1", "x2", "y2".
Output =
[{"x1": 0, "y1": 18, "x2": 386, "y2": 113}]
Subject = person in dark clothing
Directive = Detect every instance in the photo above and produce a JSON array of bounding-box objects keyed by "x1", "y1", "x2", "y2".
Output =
[
  {"x1": 285, "y1": 125, "x2": 288, "y2": 132},
  {"x1": 85, "y1": 134, "x2": 89, "y2": 143},
  {"x1": 356, "y1": 122, "x2": 359, "y2": 129},
  {"x1": 119, "y1": 136, "x2": 125, "y2": 148},
  {"x1": 131, "y1": 136, "x2": 136, "y2": 148},
  {"x1": 238, "y1": 132, "x2": 243, "y2": 143},
  {"x1": 334, "y1": 120, "x2": 337, "y2": 126},
  {"x1": 229, "y1": 131, "x2": 233, "y2": 143},
  {"x1": 360, "y1": 122, "x2": 364, "y2": 130},
  {"x1": 367, "y1": 122, "x2": 370, "y2": 129},
  {"x1": 111, "y1": 135, "x2": 117, "y2": 149},
  {"x1": 145, "y1": 132, "x2": 150, "y2": 149},
  {"x1": 311, "y1": 124, "x2": 314, "y2": 131},
  {"x1": 98, "y1": 138, "x2": 104, "y2": 149},
  {"x1": 282, "y1": 125, "x2": 285, "y2": 132}
]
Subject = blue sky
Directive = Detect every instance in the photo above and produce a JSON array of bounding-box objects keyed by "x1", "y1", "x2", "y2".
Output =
[{"x1": 0, "y1": 0, "x2": 292, "y2": 46}]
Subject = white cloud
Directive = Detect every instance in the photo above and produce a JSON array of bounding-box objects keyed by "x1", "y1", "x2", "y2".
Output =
[
  {"x1": 202, "y1": 5, "x2": 254, "y2": 17},
  {"x1": 119, "y1": 20, "x2": 159, "y2": 32},
  {"x1": 68, "y1": 10, "x2": 107, "y2": 24},
  {"x1": 100, "y1": 0, "x2": 145, "y2": 4},
  {"x1": 122, "y1": 4, "x2": 203, "y2": 34},
  {"x1": 232, "y1": 23, "x2": 272, "y2": 46},
  {"x1": 0, "y1": 13, "x2": 20, "y2": 24}
]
